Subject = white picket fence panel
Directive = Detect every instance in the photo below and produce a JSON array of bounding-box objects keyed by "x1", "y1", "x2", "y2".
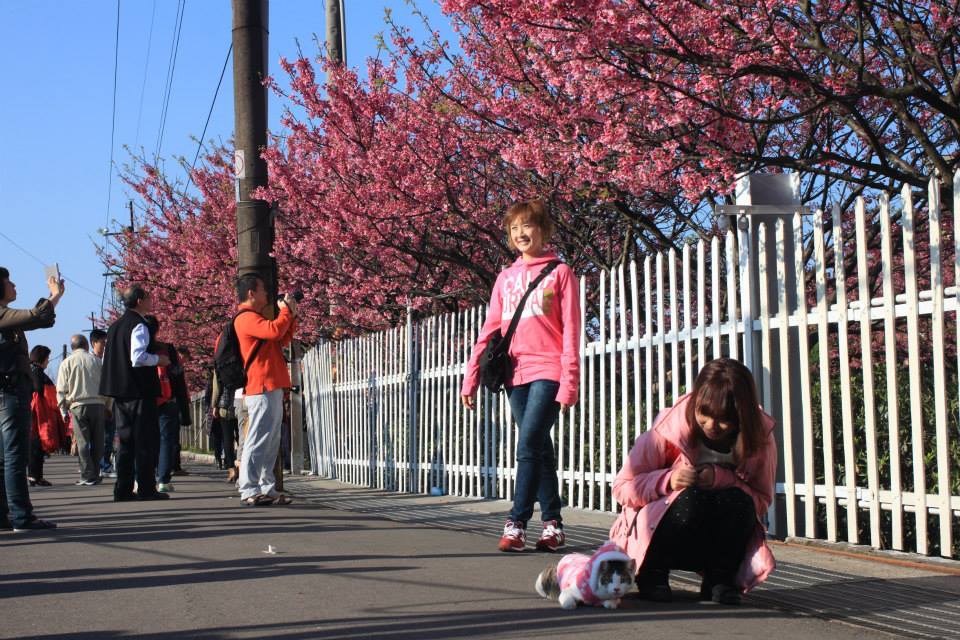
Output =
[{"x1": 301, "y1": 173, "x2": 960, "y2": 559}]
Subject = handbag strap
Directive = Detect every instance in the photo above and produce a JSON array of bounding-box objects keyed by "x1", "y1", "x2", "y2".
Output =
[{"x1": 497, "y1": 260, "x2": 561, "y2": 352}]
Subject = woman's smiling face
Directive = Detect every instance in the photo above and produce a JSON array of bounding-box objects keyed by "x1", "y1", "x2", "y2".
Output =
[{"x1": 509, "y1": 218, "x2": 544, "y2": 258}]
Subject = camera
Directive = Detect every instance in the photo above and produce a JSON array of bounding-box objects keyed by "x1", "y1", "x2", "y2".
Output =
[{"x1": 282, "y1": 291, "x2": 304, "y2": 302}]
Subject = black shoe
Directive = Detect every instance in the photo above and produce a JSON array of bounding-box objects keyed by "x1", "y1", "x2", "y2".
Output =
[
  {"x1": 114, "y1": 493, "x2": 138, "y2": 502},
  {"x1": 637, "y1": 583, "x2": 673, "y2": 602},
  {"x1": 171, "y1": 469, "x2": 190, "y2": 476},
  {"x1": 707, "y1": 583, "x2": 742, "y2": 605},
  {"x1": 635, "y1": 569, "x2": 672, "y2": 602},
  {"x1": 13, "y1": 518, "x2": 57, "y2": 532},
  {"x1": 137, "y1": 492, "x2": 171, "y2": 501},
  {"x1": 0, "y1": 518, "x2": 12, "y2": 531}
]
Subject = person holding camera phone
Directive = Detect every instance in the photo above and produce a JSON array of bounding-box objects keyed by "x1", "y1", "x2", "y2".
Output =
[
  {"x1": 0, "y1": 267, "x2": 63, "y2": 531},
  {"x1": 233, "y1": 274, "x2": 298, "y2": 507}
]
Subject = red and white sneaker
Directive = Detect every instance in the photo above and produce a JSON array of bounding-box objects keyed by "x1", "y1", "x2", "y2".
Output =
[
  {"x1": 535, "y1": 520, "x2": 566, "y2": 552},
  {"x1": 498, "y1": 520, "x2": 526, "y2": 552}
]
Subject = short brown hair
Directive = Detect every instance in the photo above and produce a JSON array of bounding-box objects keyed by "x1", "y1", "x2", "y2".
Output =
[{"x1": 502, "y1": 199, "x2": 554, "y2": 250}]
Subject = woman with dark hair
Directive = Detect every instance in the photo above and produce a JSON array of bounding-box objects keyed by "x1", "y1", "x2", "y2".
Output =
[
  {"x1": 608, "y1": 358, "x2": 777, "y2": 605},
  {"x1": 0, "y1": 266, "x2": 62, "y2": 530},
  {"x1": 28, "y1": 345, "x2": 65, "y2": 486}
]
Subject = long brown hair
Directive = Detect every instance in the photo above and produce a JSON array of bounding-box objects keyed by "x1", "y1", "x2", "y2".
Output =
[{"x1": 685, "y1": 358, "x2": 766, "y2": 462}]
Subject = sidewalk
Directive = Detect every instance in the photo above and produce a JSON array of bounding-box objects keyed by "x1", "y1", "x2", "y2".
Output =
[{"x1": 0, "y1": 456, "x2": 956, "y2": 640}]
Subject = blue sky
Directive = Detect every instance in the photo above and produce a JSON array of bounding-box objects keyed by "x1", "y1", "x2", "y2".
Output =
[{"x1": 0, "y1": 0, "x2": 454, "y2": 375}]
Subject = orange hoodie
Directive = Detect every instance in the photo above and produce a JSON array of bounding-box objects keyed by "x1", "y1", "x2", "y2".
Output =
[{"x1": 234, "y1": 304, "x2": 297, "y2": 395}]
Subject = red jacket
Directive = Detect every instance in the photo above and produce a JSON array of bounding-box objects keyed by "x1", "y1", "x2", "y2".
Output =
[
  {"x1": 30, "y1": 365, "x2": 66, "y2": 453},
  {"x1": 234, "y1": 304, "x2": 297, "y2": 396}
]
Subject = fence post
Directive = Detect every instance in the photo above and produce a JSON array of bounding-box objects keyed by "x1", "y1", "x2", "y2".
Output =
[
  {"x1": 405, "y1": 306, "x2": 418, "y2": 493},
  {"x1": 290, "y1": 341, "x2": 303, "y2": 475},
  {"x1": 717, "y1": 173, "x2": 810, "y2": 539}
]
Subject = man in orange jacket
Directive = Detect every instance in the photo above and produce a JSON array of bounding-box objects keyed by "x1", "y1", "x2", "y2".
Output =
[{"x1": 234, "y1": 274, "x2": 298, "y2": 506}]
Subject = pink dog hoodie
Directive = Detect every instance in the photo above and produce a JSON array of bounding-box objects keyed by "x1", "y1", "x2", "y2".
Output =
[
  {"x1": 461, "y1": 252, "x2": 580, "y2": 405},
  {"x1": 556, "y1": 541, "x2": 632, "y2": 606}
]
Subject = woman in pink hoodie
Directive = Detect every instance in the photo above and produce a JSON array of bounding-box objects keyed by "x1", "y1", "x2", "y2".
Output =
[
  {"x1": 461, "y1": 200, "x2": 581, "y2": 553},
  {"x1": 608, "y1": 358, "x2": 777, "y2": 605}
]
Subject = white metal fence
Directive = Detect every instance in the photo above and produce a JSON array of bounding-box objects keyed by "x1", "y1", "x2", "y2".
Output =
[{"x1": 301, "y1": 172, "x2": 960, "y2": 559}]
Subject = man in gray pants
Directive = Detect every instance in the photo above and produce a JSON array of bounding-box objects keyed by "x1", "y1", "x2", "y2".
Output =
[{"x1": 56, "y1": 335, "x2": 108, "y2": 486}]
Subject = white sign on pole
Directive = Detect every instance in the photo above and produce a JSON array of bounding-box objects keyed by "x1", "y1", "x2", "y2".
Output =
[{"x1": 234, "y1": 149, "x2": 246, "y2": 180}]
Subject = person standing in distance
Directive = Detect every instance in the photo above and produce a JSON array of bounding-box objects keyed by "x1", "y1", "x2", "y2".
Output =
[
  {"x1": 234, "y1": 274, "x2": 298, "y2": 506},
  {"x1": 89, "y1": 329, "x2": 116, "y2": 478},
  {"x1": 56, "y1": 335, "x2": 108, "y2": 487},
  {"x1": 99, "y1": 285, "x2": 170, "y2": 501},
  {"x1": 0, "y1": 266, "x2": 63, "y2": 531},
  {"x1": 461, "y1": 199, "x2": 581, "y2": 552}
]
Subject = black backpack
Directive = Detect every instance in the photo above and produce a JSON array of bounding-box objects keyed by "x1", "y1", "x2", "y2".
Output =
[{"x1": 213, "y1": 309, "x2": 264, "y2": 391}]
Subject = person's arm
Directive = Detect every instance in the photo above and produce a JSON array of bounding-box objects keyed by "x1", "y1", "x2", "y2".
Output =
[
  {"x1": 280, "y1": 316, "x2": 298, "y2": 348},
  {"x1": 235, "y1": 306, "x2": 294, "y2": 341},
  {"x1": 710, "y1": 430, "x2": 778, "y2": 517},
  {"x1": 460, "y1": 276, "x2": 505, "y2": 404},
  {"x1": 611, "y1": 429, "x2": 678, "y2": 509},
  {"x1": 55, "y1": 358, "x2": 71, "y2": 414},
  {"x1": 130, "y1": 323, "x2": 159, "y2": 367},
  {"x1": 0, "y1": 300, "x2": 55, "y2": 332},
  {"x1": 556, "y1": 265, "x2": 581, "y2": 407}
]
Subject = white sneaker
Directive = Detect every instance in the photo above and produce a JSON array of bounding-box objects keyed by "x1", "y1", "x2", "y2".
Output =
[{"x1": 157, "y1": 483, "x2": 174, "y2": 493}]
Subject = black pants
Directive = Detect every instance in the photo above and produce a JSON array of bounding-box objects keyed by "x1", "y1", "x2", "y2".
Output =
[
  {"x1": 27, "y1": 432, "x2": 44, "y2": 480},
  {"x1": 639, "y1": 487, "x2": 756, "y2": 585},
  {"x1": 113, "y1": 399, "x2": 160, "y2": 498}
]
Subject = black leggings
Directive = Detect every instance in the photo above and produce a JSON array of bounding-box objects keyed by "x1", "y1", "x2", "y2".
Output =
[{"x1": 639, "y1": 487, "x2": 756, "y2": 585}]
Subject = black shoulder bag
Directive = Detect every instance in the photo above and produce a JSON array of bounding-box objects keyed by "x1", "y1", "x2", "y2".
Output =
[{"x1": 478, "y1": 260, "x2": 561, "y2": 393}]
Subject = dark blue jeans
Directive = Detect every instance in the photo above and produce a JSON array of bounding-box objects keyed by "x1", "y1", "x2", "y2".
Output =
[
  {"x1": 101, "y1": 411, "x2": 116, "y2": 473},
  {"x1": 507, "y1": 379, "x2": 562, "y2": 527},
  {"x1": 157, "y1": 401, "x2": 180, "y2": 484},
  {"x1": 0, "y1": 382, "x2": 35, "y2": 527}
]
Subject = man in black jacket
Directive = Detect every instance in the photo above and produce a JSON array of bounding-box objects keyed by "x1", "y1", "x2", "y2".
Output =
[
  {"x1": 0, "y1": 267, "x2": 63, "y2": 531},
  {"x1": 99, "y1": 285, "x2": 170, "y2": 501}
]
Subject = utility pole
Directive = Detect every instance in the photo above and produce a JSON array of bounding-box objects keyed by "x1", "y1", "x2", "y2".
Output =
[
  {"x1": 232, "y1": 0, "x2": 274, "y2": 303},
  {"x1": 326, "y1": 0, "x2": 346, "y2": 64},
  {"x1": 232, "y1": 0, "x2": 286, "y2": 492}
]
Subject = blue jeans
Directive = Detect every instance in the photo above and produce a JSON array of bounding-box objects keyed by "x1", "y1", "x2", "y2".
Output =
[
  {"x1": 157, "y1": 401, "x2": 180, "y2": 484},
  {"x1": 507, "y1": 379, "x2": 562, "y2": 526},
  {"x1": 0, "y1": 382, "x2": 35, "y2": 527}
]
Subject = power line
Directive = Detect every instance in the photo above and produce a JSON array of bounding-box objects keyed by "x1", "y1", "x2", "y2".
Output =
[
  {"x1": 104, "y1": 0, "x2": 121, "y2": 229},
  {"x1": 133, "y1": 0, "x2": 158, "y2": 150},
  {"x1": 189, "y1": 42, "x2": 233, "y2": 186},
  {"x1": 154, "y1": 0, "x2": 186, "y2": 163},
  {"x1": 0, "y1": 230, "x2": 104, "y2": 299},
  {"x1": 101, "y1": 0, "x2": 122, "y2": 316}
]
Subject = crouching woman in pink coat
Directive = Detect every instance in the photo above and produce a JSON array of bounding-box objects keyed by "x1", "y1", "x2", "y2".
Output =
[{"x1": 609, "y1": 358, "x2": 777, "y2": 605}]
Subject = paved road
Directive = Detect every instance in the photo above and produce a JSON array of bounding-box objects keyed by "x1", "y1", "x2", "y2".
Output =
[{"x1": 0, "y1": 456, "x2": 954, "y2": 639}]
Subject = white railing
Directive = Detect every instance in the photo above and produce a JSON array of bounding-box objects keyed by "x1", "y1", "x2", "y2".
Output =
[{"x1": 301, "y1": 172, "x2": 960, "y2": 560}]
